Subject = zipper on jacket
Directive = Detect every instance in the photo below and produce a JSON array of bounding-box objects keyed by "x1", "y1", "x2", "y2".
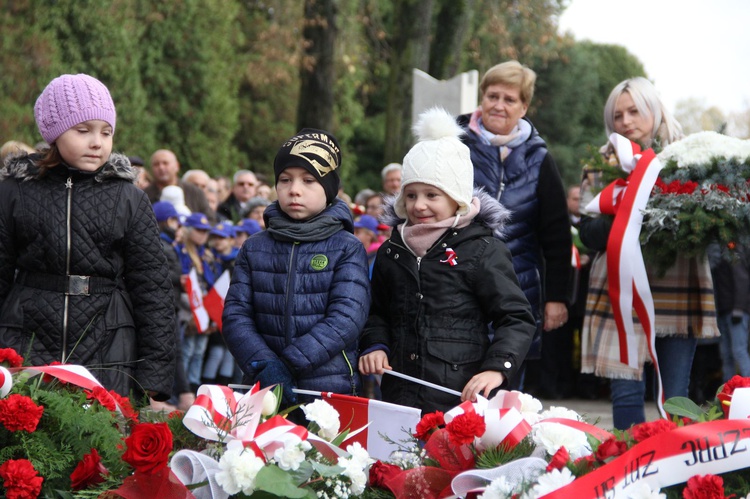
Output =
[
  {"x1": 61, "y1": 176, "x2": 73, "y2": 362},
  {"x1": 284, "y1": 242, "x2": 299, "y2": 346}
]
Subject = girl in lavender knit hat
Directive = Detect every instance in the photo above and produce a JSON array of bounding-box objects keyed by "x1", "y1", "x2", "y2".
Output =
[{"x1": 0, "y1": 74, "x2": 176, "y2": 402}]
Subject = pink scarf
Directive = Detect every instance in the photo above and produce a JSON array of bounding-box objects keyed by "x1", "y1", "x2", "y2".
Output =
[{"x1": 399, "y1": 197, "x2": 481, "y2": 257}]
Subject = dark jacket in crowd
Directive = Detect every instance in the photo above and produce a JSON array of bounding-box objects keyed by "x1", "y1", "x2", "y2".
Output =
[
  {"x1": 217, "y1": 193, "x2": 248, "y2": 223},
  {"x1": 708, "y1": 243, "x2": 750, "y2": 316},
  {"x1": 222, "y1": 198, "x2": 370, "y2": 397},
  {"x1": 0, "y1": 153, "x2": 176, "y2": 399},
  {"x1": 360, "y1": 190, "x2": 536, "y2": 413}
]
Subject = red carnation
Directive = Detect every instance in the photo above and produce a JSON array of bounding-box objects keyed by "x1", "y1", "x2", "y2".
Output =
[
  {"x1": 546, "y1": 446, "x2": 570, "y2": 471},
  {"x1": 86, "y1": 386, "x2": 117, "y2": 412},
  {"x1": 595, "y1": 437, "x2": 628, "y2": 462},
  {"x1": 414, "y1": 411, "x2": 445, "y2": 441},
  {"x1": 683, "y1": 474, "x2": 725, "y2": 499},
  {"x1": 445, "y1": 411, "x2": 486, "y2": 447},
  {"x1": 0, "y1": 394, "x2": 44, "y2": 432},
  {"x1": 122, "y1": 422, "x2": 173, "y2": 474},
  {"x1": 110, "y1": 391, "x2": 138, "y2": 423},
  {"x1": 629, "y1": 419, "x2": 677, "y2": 443},
  {"x1": 369, "y1": 461, "x2": 403, "y2": 489},
  {"x1": 0, "y1": 348, "x2": 23, "y2": 367},
  {"x1": 0, "y1": 459, "x2": 44, "y2": 499},
  {"x1": 717, "y1": 375, "x2": 750, "y2": 417},
  {"x1": 70, "y1": 448, "x2": 109, "y2": 490}
]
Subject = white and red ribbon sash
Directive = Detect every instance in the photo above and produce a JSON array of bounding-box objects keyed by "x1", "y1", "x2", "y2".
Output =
[
  {"x1": 10, "y1": 364, "x2": 124, "y2": 413},
  {"x1": 539, "y1": 419, "x2": 750, "y2": 499},
  {"x1": 585, "y1": 133, "x2": 665, "y2": 417}
]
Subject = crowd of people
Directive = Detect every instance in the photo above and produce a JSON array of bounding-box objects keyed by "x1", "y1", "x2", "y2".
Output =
[{"x1": 0, "y1": 64, "x2": 745, "y2": 428}]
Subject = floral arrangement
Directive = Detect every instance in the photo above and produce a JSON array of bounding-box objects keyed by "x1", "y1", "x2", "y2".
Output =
[
  {"x1": 0, "y1": 347, "x2": 372, "y2": 498},
  {"x1": 584, "y1": 131, "x2": 750, "y2": 273},
  {"x1": 366, "y1": 379, "x2": 750, "y2": 499},
  {"x1": 4, "y1": 343, "x2": 750, "y2": 499},
  {"x1": 172, "y1": 384, "x2": 375, "y2": 498},
  {"x1": 0, "y1": 347, "x2": 200, "y2": 498}
]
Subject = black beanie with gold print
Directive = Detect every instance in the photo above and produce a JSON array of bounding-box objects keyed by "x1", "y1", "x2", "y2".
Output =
[{"x1": 273, "y1": 128, "x2": 341, "y2": 205}]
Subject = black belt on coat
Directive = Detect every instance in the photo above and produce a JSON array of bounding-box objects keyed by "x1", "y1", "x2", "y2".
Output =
[{"x1": 15, "y1": 270, "x2": 120, "y2": 296}]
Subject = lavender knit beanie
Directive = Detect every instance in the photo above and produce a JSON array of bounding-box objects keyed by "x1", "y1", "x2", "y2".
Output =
[{"x1": 34, "y1": 74, "x2": 116, "y2": 144}]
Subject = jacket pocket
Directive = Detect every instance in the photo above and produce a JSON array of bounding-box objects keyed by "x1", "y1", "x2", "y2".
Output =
[
  {"x1": 423, "y1": 317, "x2": 489, "y2": 393},
  {"x1": 104, "y1": 289, "x2": 135, "y2": 329}
]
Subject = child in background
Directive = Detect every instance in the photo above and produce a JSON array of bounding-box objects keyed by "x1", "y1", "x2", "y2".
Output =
[
  {"x1": 233, "y1": 218, "x2": 262, "y2": 249},
  {"x1": 223, "y1": 129, "x2": 371, "y2": 410},
  {"x1": 202, "y1": 222, "x2": 240, "y2": 386},
  {"x1": 152, "y1": 201, "x2": 194, "y2": 410},
  {"x1": 358, "y1": 107, "x2": 536, "y2": 414},
  {"x1": 176, "y1": 212, "x2": 218, "y2": 392},
  {"x1": 353, "y1": 214, "x2": 381, "y2": 278},
  {"x1": 0, "y1": 74, "x2": 175, "y2": 400}
]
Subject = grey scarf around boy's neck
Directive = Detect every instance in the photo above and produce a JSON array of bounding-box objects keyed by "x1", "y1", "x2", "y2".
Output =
[{"x1": 266, "y1": 213, "x2": 343, "y2": 242}]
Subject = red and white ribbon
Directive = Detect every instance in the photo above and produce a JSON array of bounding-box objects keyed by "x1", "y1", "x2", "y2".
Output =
[
  {"x1": 539, "y1": 419, "x2": 750, "y2": 499},
  {"x1": 445, "y1": 392, "x2": 533, "y2": 451},
  {"x1": 440, "y1": 248, "x2": 458, "y2": 266},
  {"x1": 184, "y1": 383, "x2": 347, "y2": 462},
  {"x1": 11, "y1": 364, "x2": 124, "y2": 413},
  {"x1": 585, "y1": 133, "x2": 664, "y2": 417},
  {"x1": 0, "y1": 366, "x2": 12, "y2": 397}
]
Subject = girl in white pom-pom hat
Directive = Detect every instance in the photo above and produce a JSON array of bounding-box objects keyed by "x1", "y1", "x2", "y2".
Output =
[{"x1": 359, "y1": 107, "x2": 536, "y2": 413}]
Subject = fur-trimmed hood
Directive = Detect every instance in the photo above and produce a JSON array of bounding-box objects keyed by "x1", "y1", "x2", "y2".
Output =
[
  {"x1": 1, "y1": 152, "x2": 137, "y2": 183},
  {"x1": 380, "y1": 187, "x2": 511, "y2": 239}
]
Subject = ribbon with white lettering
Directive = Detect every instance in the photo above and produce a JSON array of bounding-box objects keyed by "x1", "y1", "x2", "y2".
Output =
[{"x1": 539, "y1": 419, "x2": 750, "y2": 498}]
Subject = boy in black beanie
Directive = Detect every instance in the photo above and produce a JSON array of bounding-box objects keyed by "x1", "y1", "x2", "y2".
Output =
[{"x1": 222, "y1": 129, "x2": 371, "y2": 409}]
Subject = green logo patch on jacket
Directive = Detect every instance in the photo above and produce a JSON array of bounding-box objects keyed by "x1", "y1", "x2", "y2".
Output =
[{"x1": 310, "y1": 254, "x2": 328, "y2": 271}]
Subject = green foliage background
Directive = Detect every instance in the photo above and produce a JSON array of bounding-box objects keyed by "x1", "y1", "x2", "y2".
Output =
[{"x1": 0, "y1": 0, "x2": 648, "y2": 196}]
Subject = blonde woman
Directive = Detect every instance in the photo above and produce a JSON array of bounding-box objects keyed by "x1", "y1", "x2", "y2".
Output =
[{"x1": 579, "y1": 77, "x2": 718, "y2": 429}]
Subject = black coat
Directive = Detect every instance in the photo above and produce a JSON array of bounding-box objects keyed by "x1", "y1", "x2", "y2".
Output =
[
  {"x1": 0, "y1": 153, "x2": 175, "y2": 399},
  {"x1": 360, "y1": 191, "x2": 536, "y2": 413}
]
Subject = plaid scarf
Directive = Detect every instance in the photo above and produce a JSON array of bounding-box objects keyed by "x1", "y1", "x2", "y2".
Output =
[{"x1": 581, "y1": 253, "x2": 718, "y2": 380}]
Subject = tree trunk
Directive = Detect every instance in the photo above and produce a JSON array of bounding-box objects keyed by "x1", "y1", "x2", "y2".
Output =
[
  {"x1": 297, "y1": 0, "x2": 338, "y2": 131},
  {"x1": 429, "y1": 0, "x2": 475, "y2": 80},
  {"x1": 384, "y1": 0, "x2": 435, "y2": 163}
]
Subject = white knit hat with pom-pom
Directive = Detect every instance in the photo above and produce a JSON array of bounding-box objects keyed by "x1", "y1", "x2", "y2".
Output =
[{"x1": 394, "y1": 107, "x2": 474, "y2": 219}]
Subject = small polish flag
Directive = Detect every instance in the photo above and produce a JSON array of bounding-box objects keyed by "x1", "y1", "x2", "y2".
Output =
[
  {"x1": 204, "y1": 270, "x2": 231, "y2": 331},
  {"x1": 185, "y1": 268, "x2": 210, "y2": 333},
  {"x1": 320, "y1": 392, "x2": 422, "y2": 461},
  {"x1": 571, "y1": 244, "x2": 581, "y2": 269}
]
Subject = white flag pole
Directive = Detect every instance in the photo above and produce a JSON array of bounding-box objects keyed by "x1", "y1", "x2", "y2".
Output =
[{"x1": 382, "y1": 369, "x2": 462, "y2": 397}]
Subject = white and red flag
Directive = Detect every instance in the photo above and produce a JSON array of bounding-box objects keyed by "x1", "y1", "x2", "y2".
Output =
[
  {"x1": 185, "y1": 268, "x2": 210, "y2": 333},
  {"x1": 204, "y1": 270, "x2": 231, "y2": 331},
  {"x1": 319, "y1": 392, "x2": 422, "y2": 461}
]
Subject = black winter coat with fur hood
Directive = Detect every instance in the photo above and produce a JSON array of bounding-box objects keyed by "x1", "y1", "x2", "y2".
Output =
[
  {"x1": 359, "y1": 189, "x2": 536, "y2": 413},
  {"x1": 0, "y1": 153, "x2": 175, "y2": 400}
]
